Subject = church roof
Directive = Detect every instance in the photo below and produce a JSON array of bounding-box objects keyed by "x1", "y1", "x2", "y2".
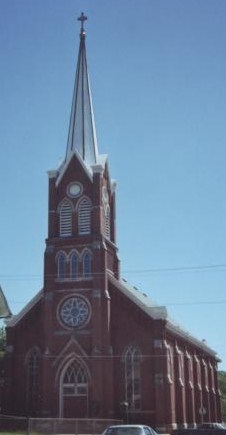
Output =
[
  {"x1": 109, "y1": 274, "x2": 218, "y2": 358},
  {"x1": 65, "y1": 13, "x2": 98, "y2": 168}
]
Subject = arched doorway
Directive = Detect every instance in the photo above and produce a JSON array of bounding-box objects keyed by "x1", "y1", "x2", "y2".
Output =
[{"x1": 60, "y1": 358, "x2": 89, "y2": 417}]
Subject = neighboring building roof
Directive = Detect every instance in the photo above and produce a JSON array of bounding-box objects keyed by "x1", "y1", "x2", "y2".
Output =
[
  {"x1": 109, "y1": 274, "x2": 218, "y2": 359},
  {"x1": 65, "y1": 13, "x2": 98, "y2": 168}
]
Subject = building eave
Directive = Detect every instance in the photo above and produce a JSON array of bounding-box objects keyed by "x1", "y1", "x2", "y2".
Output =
[
  {"x1": 108, "y1": 274, "x2": 219, "y2": 360},
  {"x1": 166, "y1": 319, "x2": 219, "y2": 359},
  {"x1": 5, "y1": 289, "x2": 44, "y2": 327},
  {"x1": 108, "y1": 274, "x2": 167, "y2": 320}
]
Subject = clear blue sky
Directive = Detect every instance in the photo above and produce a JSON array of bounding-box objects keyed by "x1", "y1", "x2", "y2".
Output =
[{"x1": 0, "y1": 0, "x2": 226, "y2": 370}]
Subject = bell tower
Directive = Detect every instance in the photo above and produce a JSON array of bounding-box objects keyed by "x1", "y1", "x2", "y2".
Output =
[{"x1": 41, "y1": 13, "x2": 119, "y2": 417}]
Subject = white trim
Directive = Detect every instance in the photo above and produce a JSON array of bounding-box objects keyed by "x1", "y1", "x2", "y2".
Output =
[
  {"x1": 56, "y1": 150, "x2": 93, "y2": 187},
  {"x1": 47, "y1": 170, "x2": 58, "y2": 179}
]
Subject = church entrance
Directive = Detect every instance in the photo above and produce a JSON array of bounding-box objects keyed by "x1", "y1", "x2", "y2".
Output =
[{"x1": 60, "y1": 359, "x2": 89, "y2": 417}]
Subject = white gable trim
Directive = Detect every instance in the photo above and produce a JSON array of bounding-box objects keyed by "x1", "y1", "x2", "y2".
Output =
[{"x1": 56, "y1": 149, "x2": 93, "y2": 187}]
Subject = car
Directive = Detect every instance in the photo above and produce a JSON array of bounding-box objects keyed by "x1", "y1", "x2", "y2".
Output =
[{"x1": 102, "y1": 424, "x2": 158, "y2": 435}]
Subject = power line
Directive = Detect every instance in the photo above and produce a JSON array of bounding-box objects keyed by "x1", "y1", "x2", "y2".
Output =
[{"x1": 1, "y1": 262, "x2": 226, "y2": 280}]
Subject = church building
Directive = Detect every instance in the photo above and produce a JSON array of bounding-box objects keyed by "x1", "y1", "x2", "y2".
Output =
[{"x1": 2, "y1": 14, "x2": 222, "y2": 432}]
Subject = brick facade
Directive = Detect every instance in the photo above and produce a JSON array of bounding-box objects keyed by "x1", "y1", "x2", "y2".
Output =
[{"x1": 1, "y1": 18, "x2": 222, "y2": 433}]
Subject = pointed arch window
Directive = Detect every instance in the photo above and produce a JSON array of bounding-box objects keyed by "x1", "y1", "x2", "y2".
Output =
[
  {"x1": 59, "y1": 200, "x2": 73, "y2": 237},
  {"x1": 71, "y1": 253, "x2": 78, "y2": 279},
  {"x1": 83, "y1": 252, "x2": 92, "y2": 277},
  {"x1": 124, "y1": 346, "x2": 141, "y2": 410},
  {"x1": 26, "y1": 348, "x2": 40, "y2": 415},
  {"x1": 58, "y1": 253, "x2": 67, "y2": 279},
  {"x1": 104, "y1": 205, "x2": 111, "y2": 239},
  {"x1": 63, "y1": 360, "x2": 88, "y2": 396},
  {"x1": 78, "y1": 197, "x2": 92, "y2": 235}
]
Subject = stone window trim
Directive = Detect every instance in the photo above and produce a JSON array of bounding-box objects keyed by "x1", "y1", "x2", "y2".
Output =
[
  {"x1": 58, "y1": 198, "x2": 74, "y2": 237},
  {"x1": 194, "y1": 354, "x2": 202, "y2": 391},
  {"x1": 165, "y1": 341, "x2": 174, "y2": 385},
  {"x1": 175, "y1": 345, "x2": 185, "y2": 387},
  {"x1": 185, "y1": 351, "x2": 194, "y2": 389}
]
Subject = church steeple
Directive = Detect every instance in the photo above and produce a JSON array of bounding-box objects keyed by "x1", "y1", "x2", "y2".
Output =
[{"x1": 65, "y1": 13, "x2": 98, "y2": 167}]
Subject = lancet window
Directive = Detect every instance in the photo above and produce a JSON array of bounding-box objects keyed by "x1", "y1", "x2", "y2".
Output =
[
  {"x1": 83, "y1": 252, "x2": 92, "y2": 276},
  {"x1": 26, "y1": 348, "x2": 40, "y2": 415},
  {"x1": 70, "y1": 253, "x2": 78, "y2": 279},
  {"x1": 58, "y1": 253, "x2": 67, "y2": 279},
  {"x1": 124, "y1": 346, "x2": 141, "y2": 410}
]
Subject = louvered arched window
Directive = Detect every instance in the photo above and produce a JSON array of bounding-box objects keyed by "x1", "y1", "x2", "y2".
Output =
[
  {"x1": 124, "y1": 346, "x2": 141, "y2": 410},
  {"x1": 78, "y1": 197, "x2": 92, "y2": 235},
  {"x1": 59, "y1": 200, "x2": 73, "y2": 237},
  {"x1": 105, "y1": 205, "x2": 111, "y2": 239},
  {"x1": 58, "y1": 253, "x2": 66, "y2": 279},
  {"x1": 71, "y1": 253, "x2": 78, "y2": 279},
  {"x1": 83, "y1": 252, "x2": 92, "y2": 277}
]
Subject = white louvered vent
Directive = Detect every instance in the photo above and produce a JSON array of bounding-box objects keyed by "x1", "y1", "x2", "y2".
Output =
[
  {"x1": 60, "y1": 201, "x2": 73, "y2": 236},
  {"x1": 105, "y1": 205, "x2": 110, "y2": 239},
  {"x1": 78, "y1": 198, "x2": 92, "y2": 235}
]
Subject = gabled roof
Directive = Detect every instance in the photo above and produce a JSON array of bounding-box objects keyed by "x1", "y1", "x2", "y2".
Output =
[
  {"x1": 5, "y1": 289, "x2": 43, "y2": 327},
  {"x1": 108, "y1": 274, "x2": 218, "y2": 358},
  {"x1": 65, "y1": 14, "x2": 98, "y2": 169},
  {"x1": 109, "y1": 275, "x2": 167, "y2": 320}
]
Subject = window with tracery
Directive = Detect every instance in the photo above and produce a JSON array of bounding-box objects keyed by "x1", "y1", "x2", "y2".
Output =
[
  {"x1": 63, "y1": 360, "x2": 88, "y2": 396},
  {"x1": 124, "y1": 346, "x2": 141, "y2": 410},
  {"x1": 59, "y1": 200, "x2": 73, "y2": 237},
  {"x1": 78, "y1": 197, "x2": 92, "y2": 235}
]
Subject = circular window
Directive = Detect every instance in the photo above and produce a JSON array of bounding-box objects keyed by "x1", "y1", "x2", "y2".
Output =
[
  {"x1": 59, "y1": 296, "x2": 90, "y2": 328},
  {"x1": 67, "y1": 182, "x2": 82, "y2": 198}
]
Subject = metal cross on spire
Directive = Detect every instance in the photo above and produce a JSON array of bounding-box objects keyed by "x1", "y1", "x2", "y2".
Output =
[{"x1": 78, "y1": 12, "x2": 87, "y2": 34}]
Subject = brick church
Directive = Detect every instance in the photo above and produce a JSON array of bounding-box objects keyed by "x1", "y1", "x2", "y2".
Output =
[{"x1": 2, "y1": 14, "x2": 222, "y2": 432}]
